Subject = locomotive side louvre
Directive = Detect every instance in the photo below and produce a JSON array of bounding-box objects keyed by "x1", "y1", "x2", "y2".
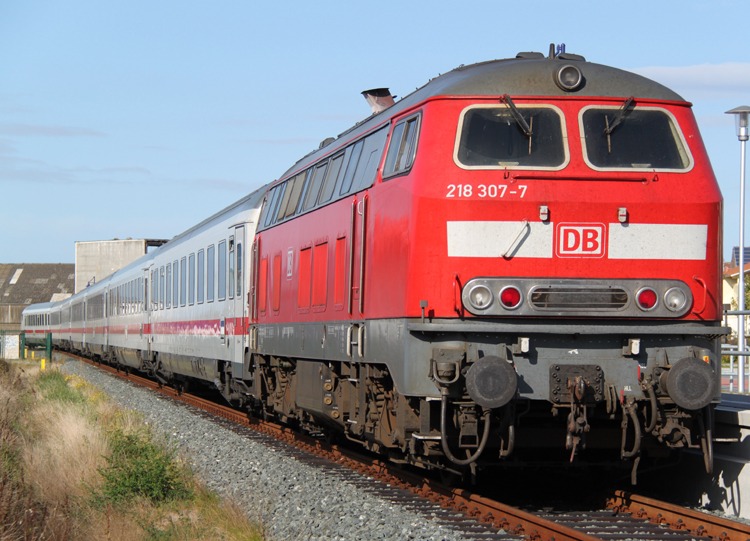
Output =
[{"x1": 21, "y1": 52, "x2": 728, "y2": 481}]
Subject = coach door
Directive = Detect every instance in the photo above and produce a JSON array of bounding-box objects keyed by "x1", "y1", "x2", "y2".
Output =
[
  {"x1": 232, "y1": 225, "x2": 246, "y2": 378},
  {"x1": 144, "y1": 266, "x2": 152, "y2": 357}
]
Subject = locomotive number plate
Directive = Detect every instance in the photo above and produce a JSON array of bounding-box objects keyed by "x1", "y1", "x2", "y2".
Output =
[{"x1": 446, "y1": 184, "x2": 527, "y2": 198}]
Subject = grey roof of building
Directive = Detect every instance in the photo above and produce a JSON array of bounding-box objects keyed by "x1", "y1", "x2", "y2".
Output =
[{"x1": 0, "y1": 263, "x2": 75, "y2": 305}]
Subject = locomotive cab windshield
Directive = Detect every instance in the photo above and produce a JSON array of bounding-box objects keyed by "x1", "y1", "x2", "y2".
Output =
[
  {"x1": 454, "y1": 104, "x2": 568, "y2": 169},
  {"x1": 580, "y1": 106, "x2": 693, "y2": 171}
]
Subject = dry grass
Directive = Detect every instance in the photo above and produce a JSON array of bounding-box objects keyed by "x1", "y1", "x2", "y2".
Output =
[
  {"x1": 23, "y1": 404, "x2": 109, "y2": 502},
  {"x1": 0, "y1": 361, "x2": 265, "y2": 541}
]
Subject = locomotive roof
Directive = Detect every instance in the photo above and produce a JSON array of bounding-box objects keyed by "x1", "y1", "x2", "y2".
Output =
[{"x1": 281, "y1": 55, "x2": 685, "y2": 180}]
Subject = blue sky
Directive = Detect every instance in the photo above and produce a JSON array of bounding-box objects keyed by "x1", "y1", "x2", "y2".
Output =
[{"x1": 1, "y1": 0, "x2": 749, "y2": 263}]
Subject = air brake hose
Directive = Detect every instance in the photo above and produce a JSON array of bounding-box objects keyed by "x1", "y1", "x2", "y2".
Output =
[
  {"x1": 622, "y1": 403, "x2": 642, "y2": 459},
  {"x1": 440, "y1": 394, "x2": 491, "y2": 466}
]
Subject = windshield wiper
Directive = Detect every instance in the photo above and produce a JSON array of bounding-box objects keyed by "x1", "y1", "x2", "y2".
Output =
[
  {"x1": 501, "y1": 94, "x2": 534, "y2": 155},
  {"x1": 603, "y1": 96, "x2": 635, "y2": 153},
  {"x1": 603, "y1": 96, "x2": 635, "y2": 135},
  {"x1": 501, "y1": 94, "x2": 533, "y2": 136}
]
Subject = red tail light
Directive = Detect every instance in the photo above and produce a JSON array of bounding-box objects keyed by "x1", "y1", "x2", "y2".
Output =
[
  {"x1": 636, "y1": 288, "x2": 658, "y2": 310},
  {"x1": 500, "y1": 286, "x2": 522, "y2": 309}
]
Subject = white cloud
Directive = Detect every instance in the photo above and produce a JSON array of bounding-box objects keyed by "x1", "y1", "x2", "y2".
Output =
[{"x1": 629, "y1": 63, "x2": 750, "y2": 101}]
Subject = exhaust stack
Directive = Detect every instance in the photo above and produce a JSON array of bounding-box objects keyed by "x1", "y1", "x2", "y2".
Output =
[{"x1": 361, "y1": 88, "x2": 395, "y2": 114}]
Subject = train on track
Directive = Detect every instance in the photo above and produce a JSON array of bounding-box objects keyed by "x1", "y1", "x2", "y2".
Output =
[{"x1": 23, "y1": 45, "x2": 728, "y2": 483}]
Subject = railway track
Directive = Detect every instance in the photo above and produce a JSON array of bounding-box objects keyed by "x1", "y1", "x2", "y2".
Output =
[{"x1": 59, "y1": 352, "x2": 750, "y2": 541}]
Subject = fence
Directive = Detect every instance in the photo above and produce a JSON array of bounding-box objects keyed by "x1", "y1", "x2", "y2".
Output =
[{"x1": 721, "y1": 309, "x2": 750, "y2": 394}]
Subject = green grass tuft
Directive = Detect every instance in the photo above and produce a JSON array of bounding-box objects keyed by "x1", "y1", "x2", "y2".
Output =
[
  {"x1": 92, "y1": 427, "x2": 194, "y2": 506},
  {"x1": 35, "y1": 370, "x2": 87, "y2": 404}
]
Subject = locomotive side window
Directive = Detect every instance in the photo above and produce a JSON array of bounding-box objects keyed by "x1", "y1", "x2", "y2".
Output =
[
  {"x1": 383, "y1": 114, "x2": 420, "y2": 179},
  {"x1": 454, "y1": 105, "x2": 568, "y2": 170},
  {"x1": 348, "y1": 127, "x2": 389, "y2": 193},
  {"x1": 261, "y1": 187, "x2": 281, "y2": 227},
  {"x1": 318, "y1": 152, "x2": 345, "y2": 205},
  {"x1": 580, "y1": 106, "x2": 693, "y2": 172},
  {"x1": 197, "y1": 249, "x2": 205, "y2": 304},
  {"x1": 339, "y1": 140, "x2": 364, "y2": 195},
  {"x1": 302, "y1": 162, "x2": 328, "y2": 212},
  {"x1": 207, "y1": 245, "x2": 215, "y2": 302},
  {"x1": 282, "y1": 170, "x2": 309, "y2": 220},
  {"x1": 218, "y1": 241, "x2": 226, "y2": 301}
]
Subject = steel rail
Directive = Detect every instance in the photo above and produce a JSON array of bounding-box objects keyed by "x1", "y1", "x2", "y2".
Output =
[{"x1": 607, "y1": 490, "x2": 750, "y2": 541}]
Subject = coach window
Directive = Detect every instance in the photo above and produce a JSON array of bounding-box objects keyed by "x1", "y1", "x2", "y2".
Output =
[
  {"x1": 173, "y1": 260, "x2": 179, "y2": 309},
  {"x1": 189, "y1": 253, "x2": 196, "y2": 305},
  {"x1": 454, "y1": 104, "x2": 568, "y2": 170},
  {"x1": 218, "y1": 241, "x2": 227, "y2": 301},
  {"x1": 207, "y1": 245, "x2": 215, "y2": 302},
  {"x1": 318, "y1": 152, "x2": 345, "y2": 205},
  {"x1": 383, "y1": 114, "x2": 420, "y2": 179},
  {"x1": 197, "y1": 249, "x2": 205, "y2": 303},
  {"x1": 160, "y1": 267, "x2": 165, "y2": 309},
  {"x1": 228, "y1": 238, "x2": 235, "y2": 299},
  {"x1": 166, "y1": 263, "x2": 172, "y2": 308},
  {"x1": 302, "y1": 162, "x2": 328, "y2": 212},
  {"x1": 151, "y1": 271, "x2": 157, "y2": 311},
  {"x1": 236, "y1": 241, "x2": 242, "y2": 297},
  {"x1": 579, "y1": 105, "x2": 693, "y2": 172},
  {"x1": 180, "y1": 257, "x2": 187, "y2": 306}
]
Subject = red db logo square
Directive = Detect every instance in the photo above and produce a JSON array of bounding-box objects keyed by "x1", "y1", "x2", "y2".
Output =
[{"x1": 556, "y1": 223, "x2": 606, "y2": 258}]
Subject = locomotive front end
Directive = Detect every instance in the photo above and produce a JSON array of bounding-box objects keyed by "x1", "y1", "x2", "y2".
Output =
[{"x1": 399, "y1": 52, "x2": 726, "y2": 480}]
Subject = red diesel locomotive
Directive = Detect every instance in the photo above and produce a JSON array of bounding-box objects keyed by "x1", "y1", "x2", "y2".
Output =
[
  {"x1": 24, "y1": 46, "x2": 726, "y2": 483},
  {"x1": 248, "y1": 47, "x2": 724, "y2": 482}
]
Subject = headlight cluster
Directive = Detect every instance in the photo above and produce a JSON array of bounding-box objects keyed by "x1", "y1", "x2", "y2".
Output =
[
  {"x1": 635, "y1": 286, "x2": 688, "y2": 312},
  {"x1": 468, "y1": 284, "x2": 522, "y2": 311},
  {"x1": 461, "y1": 278, "x2": 692, "y2": 318}
]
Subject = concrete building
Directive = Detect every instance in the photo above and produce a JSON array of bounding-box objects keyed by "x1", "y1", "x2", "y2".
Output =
[
  {"x1": 74, "y1": 238, "x2": 166, "y2": 294},
  {"x1": 0, "y1": 263, "x2": 75, "y2": 331}
]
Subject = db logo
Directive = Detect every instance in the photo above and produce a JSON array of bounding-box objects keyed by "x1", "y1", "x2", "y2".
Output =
[{"x1": 556, "y1": 223, "x2": 606, "y2": 258}]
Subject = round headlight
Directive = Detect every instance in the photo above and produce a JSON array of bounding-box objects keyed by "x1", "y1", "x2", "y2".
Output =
[
  {"x1": 499, "y1": 286, "x2": 523, "y2": 310},
  {"x1": 555, "y1": 65, "x2": 582, "y2": 91},
  {"x1": 468, "y1": 285, "x2": 493, "y2": 310},
  {"x1": 664, "y1": 287, "x2": 687, "y2": 312},
  {"x1": 636, "y1": 287, "x2": 658, "y2": 311}
]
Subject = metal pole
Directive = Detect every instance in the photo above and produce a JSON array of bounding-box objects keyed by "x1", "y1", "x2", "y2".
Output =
[{"x1": 740, "y1": 138, "x2": 747, "y2": 393}]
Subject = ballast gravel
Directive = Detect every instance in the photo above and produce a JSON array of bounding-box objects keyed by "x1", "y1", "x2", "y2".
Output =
[{"x1": 60, "y1": 360, "x2": 469, "y2": 541}]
